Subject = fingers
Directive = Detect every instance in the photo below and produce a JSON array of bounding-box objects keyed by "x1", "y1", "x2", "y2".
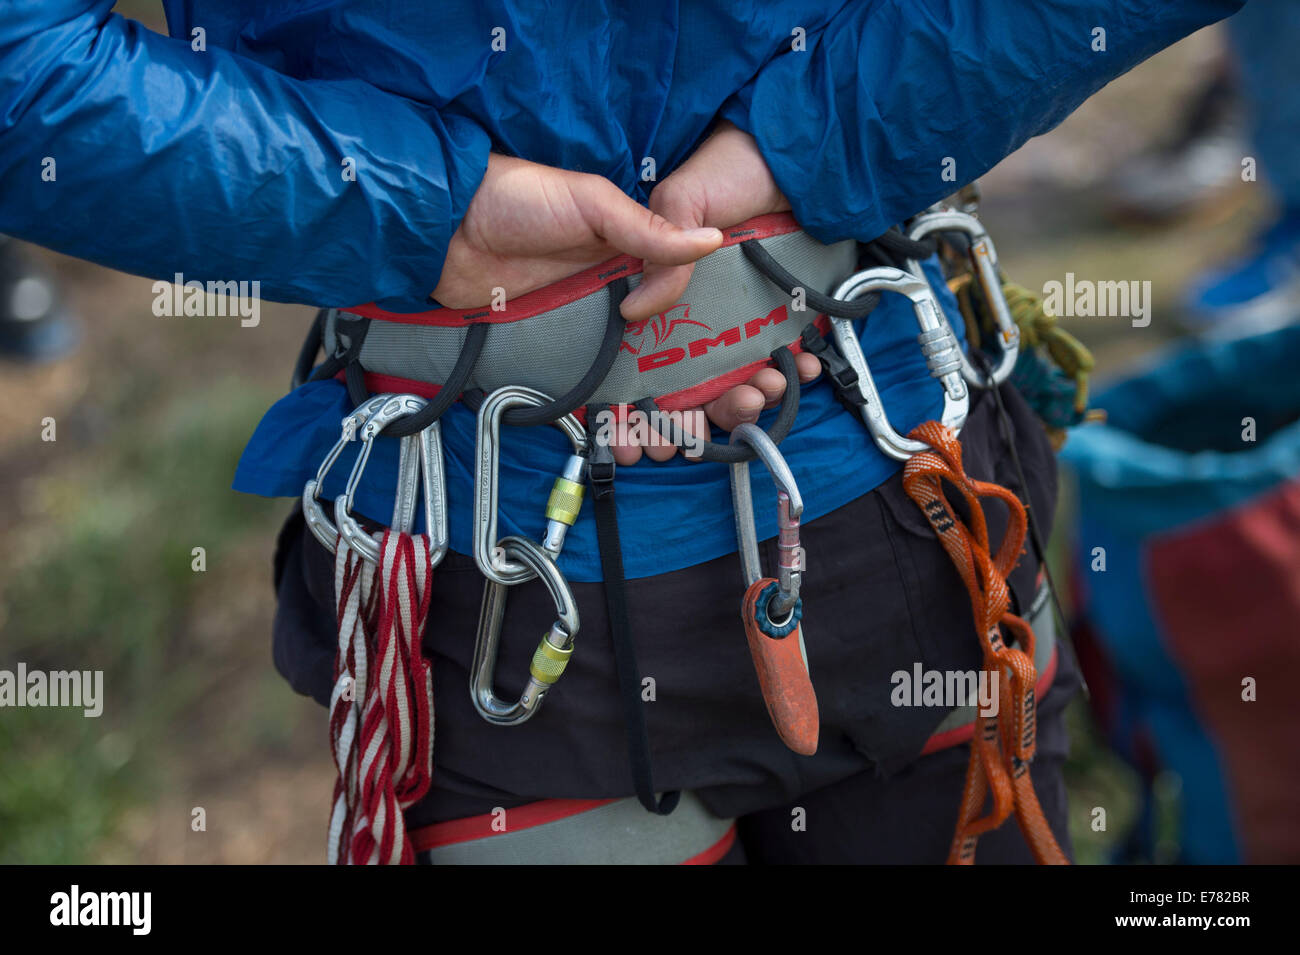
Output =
[
  {"x1": 578, "y1": 178, "x2": 719, "y2": 320},
  {"x1": 701, "y1": 353, "x2": 822, "y2": 430},
  {"x1": 578, "y1": 177, "x2": 722, "y2": 267},
  {"x1": 608, "y1": 407, "x2": 713, "y2": 464},
  {"x1": 608, "y1": 352, "x2": 822, "y2": 462},
  {"x1": 703, "y1": 384, "x2": 768, "y2": 432},
  {"x1": 626, "y1": 171, "x2": 713, "y2": 321},
  {"x1": 795, "y1": 351, "x2": 821, "y2": 384},
  {"x1": 622, "y1": 262, "x2": 695, "y2": 322}
]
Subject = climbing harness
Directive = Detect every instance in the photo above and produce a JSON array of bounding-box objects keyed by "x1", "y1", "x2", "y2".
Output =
[
  {"x1": 295, "y1": 194, "x2": 1084, "y2": 864},
  {"x1": 729, "y1": 424, "x2": 818, "y2": 755},
  {"x1": 408, "y1": 791, "x2": 736, "y2": 865}
]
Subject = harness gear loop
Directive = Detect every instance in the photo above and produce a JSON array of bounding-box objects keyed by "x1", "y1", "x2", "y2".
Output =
[
  {"x1": 906, "y1": 210, "x2": 1020, "y2": 388},
  {"x1": 729, "y1": 423, "x2": 819, "y2": 755},
  {"x1": 635, "y1": 344, "x2": 803, "y2": 463},
  {"x1": 472, "y1": 535, "x2": 581, "y2": 726},
  {"x1": 900, "y1": 420, "x2": 1068, "y2": 865},
  {"x1": 473, "y1": 385, "x2": 589, "y2": 585},
  {"x1": 826, "y1": 266, "x2": 969, "y2": 461}
]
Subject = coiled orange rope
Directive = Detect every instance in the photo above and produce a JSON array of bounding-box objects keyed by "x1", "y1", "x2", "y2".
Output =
[{"x1": 902, "y1": 420, "x2": 1068, "y2": 865}]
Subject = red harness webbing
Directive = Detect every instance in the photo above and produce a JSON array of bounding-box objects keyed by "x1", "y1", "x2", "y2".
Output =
[{"x1": 902, "y1": 420, "x2": 1069, "y2": 866}]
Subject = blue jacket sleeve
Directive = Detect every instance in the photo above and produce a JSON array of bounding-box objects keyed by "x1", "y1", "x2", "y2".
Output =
[
  {"x1": 721, "y1": 0, "x2": 1246, "y2": 242},
  {"x1": 0, "y1": 1, "x2": 490, "y2": 309}
]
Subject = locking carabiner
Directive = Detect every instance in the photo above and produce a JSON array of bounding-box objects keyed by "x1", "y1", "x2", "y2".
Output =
[
  {"x1": 729, "y1": 423, "x2": 819, "y2": 756},
  {"x1": 906, "y1": 210, "x2": 1020, "y2": 388},
  {"x1": 473, "y1": 385, "x2": 588, "y2": 586},
  {"x1": 827, "y1": 266, "x2": 969, "y2": 461},
  {"x1": 333, "y1": 393, "x2": 450, "y2": 566},
  {"x1": 303, "y1": 394, "x2": 390, "y2": 553},
  {"x1": 471, "y1": 535, "x2": 580, "y2": 726}
]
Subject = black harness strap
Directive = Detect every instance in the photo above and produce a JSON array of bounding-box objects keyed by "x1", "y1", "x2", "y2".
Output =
[
  {"x1": 462, "y1": 278, "x2": 631, "y2": 427},
  {"x1": 635, "y1": 344, "x2": 802, "y2": 463},
  {"x1": 586, "y1": 404, "x2": 680, "y2": 816},
  {"x1": 384, "y1": 322, "x2": 489, "y2": 438}
]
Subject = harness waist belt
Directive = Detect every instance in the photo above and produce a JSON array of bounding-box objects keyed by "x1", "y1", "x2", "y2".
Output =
[
  {"x1": 332, "y1": 213, "x2": 858, "y2": 411},
  {"x1": 412, "y1": 790, "x2": 736, "y2": 865}
]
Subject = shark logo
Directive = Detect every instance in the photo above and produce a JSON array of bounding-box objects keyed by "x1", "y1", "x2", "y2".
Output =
[{"x1": 621, "y1": 304, "x2": 710, "y2": 356}]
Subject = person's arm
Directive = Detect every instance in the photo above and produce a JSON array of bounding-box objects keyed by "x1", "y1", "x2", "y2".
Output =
[
  {"x1": 721, "y1": 0, "x2": 1246, "y2": 241},
  {"x1": 0, "y1": 1, "x2": 489, "y2": 310}
]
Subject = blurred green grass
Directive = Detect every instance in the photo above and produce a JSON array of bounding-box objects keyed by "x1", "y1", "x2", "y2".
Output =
[{"x1": 0, "y1": 373, "x2": 284, "y2": 863}]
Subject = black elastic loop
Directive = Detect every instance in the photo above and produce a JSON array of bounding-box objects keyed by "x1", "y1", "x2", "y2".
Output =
[
  {"x1": 291, "y1": 308, "x2": 328, "y2": 390},
  {"x1": 382, "y1": 322, "x2": 490, "y2": 437},
  {"x1": 308, "y1": 314, "x2": 371, "y2": 386},
  {"x1": 344, "y1": 358, "x2": 369, "y2": 407},
  {"x1": 585, "y1": 404, "x2": 679, "y2": 816},
  {"x1": 635, "y1": 345, "x2": 801, "y2": 463},
  {"x1": 741, "y1": 240, "x2": 881, "y2": 319},
  {"x1": 462, "y1": 277, "x2": 629, "y2": 426},
  {"x1": 870, "y1": 227, "x2": 938, "y2": 263}
]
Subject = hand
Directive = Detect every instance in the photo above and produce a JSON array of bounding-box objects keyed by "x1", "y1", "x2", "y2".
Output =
[
  {"x1": 613, "y1": 121, "x2": 822, "y2": 465},
  {"x1": 432, "y1": 154, "x2": 723, "y2": 312}
]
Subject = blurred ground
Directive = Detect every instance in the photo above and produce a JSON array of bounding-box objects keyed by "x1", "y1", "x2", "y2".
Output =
[{"x1": 0, "y1": 18, "x2": 1264, "y2": 864}]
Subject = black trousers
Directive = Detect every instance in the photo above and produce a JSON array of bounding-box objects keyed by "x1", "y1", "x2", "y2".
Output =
[{"x1": 272, "y1": 384, "x2": 1079, "y2": 863}]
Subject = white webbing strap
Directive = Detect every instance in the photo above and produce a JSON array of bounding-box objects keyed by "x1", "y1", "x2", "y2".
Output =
[{"x1": 328, "y1": 530, "x2": 436, "y2": 865}]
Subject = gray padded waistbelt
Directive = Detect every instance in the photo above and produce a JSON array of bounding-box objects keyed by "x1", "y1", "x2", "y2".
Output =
[
  {"x1": 418, "y1": 790, "x2": 734, "y2": 865},
  {"x1": 330, "y1": 227, "x2": 858, "y2": 408}
]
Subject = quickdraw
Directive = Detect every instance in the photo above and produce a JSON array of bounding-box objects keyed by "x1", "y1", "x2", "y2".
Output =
[{"x1": 313, "y1": 393, "x2": 445, "y2": 865}]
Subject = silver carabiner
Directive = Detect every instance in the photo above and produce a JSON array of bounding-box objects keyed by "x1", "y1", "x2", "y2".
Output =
[
  {"x1": 828, "y1": 266, "x2": 969, "y2": 461},
  {"x1": 906, "y1": 210, "x2": 1020, "y2": 388},
  {"x1": 472, "y1": 536, "x2": 580, "y2": 726},
  {"x1": 302, "y1": 394, "x2": 390, "y2": 553},
  {"x1": 332, "y1": 393, "x2": 449, "y2": 566},
  {"x1": 729, "y1": 423, "x2": 804, "y2": 622},
  {"x1": 473, "y1": 385, "x2": 588, "y2": 586}
]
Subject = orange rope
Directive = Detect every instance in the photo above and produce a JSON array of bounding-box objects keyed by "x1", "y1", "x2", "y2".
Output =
[{"x1": 902, "y1": 420, "x2": 1069, "y2": 865}]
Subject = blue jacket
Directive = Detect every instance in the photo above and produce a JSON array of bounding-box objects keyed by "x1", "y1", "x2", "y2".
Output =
[{"x1": 0, "y1": 1, "x2": 1243, "y2": 580}]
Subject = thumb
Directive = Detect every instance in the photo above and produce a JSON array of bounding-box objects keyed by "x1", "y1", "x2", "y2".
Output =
[
  {"x1": 622, "y1": 178, "x2": 711, "y2": 321},
  {"x1": 575, "y1": 177, "x2": 722, "y2": 266}
]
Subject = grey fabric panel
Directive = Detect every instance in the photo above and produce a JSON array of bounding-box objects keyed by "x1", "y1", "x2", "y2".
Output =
[
  {"x1": 348, "y1": 231, "x2": 858, "y2": 403},
  {"x1": 422, "y1": 790, "x2": 733, "y2": 865}
]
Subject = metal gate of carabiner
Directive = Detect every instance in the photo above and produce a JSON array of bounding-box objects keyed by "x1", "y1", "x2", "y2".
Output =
[
  {"x1": 303, "y1": 394, "x2": 389, "y2": 553},
  {"x1": 473, "y1": 385, "x2": 588, "y2": 585},
  {"x1": 729, "y1": 423, "x2": 819, "y2": 756},
  {"x1": 906, "y1": 209, "x2": 1020, "y2": 388},
  {"x1": 301, "y1": 393, "x2": 448, "y2": 566},
  {"x1": 827, "y1": 266, "x2": 969, "y2": 461},
  {"x1": 335, "y1": 393, "x2": 449, "y2": 566},
  {"x1": 472, "y1": 535, "x2": 580, "y2": 725}
]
